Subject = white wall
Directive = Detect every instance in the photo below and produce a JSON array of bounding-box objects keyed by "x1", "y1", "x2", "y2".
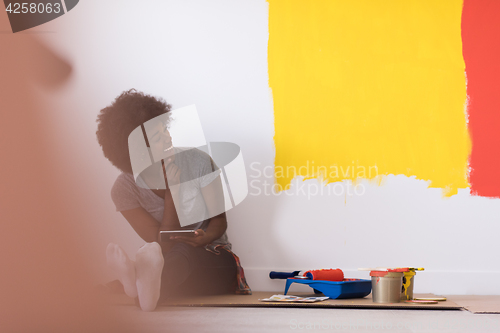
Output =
[{"x1": 38, "y1": 0, "x2": 500, "y2": 294}]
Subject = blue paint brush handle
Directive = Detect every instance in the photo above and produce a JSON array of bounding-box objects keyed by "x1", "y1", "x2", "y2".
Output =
[{"x1": 269, "y1": 271, "x2": 301, "y2": 279}]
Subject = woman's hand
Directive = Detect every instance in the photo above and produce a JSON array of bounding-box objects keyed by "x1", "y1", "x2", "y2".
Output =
[
  {"x1": 170, "y1": 229, "x2": 210, "y2": 247},
  {"x1": 162, "y1": 158, "x2": 180, "y2": 189}
]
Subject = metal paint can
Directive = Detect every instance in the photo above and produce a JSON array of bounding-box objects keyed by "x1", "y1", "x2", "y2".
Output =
[{"x1": 370, "y1": 271, "x2": 403, "y2": 303}]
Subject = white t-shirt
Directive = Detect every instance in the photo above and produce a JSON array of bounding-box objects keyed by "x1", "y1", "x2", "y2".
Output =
[{"x1": 110, "y1": 147, "x2": 230, "y2": 249}]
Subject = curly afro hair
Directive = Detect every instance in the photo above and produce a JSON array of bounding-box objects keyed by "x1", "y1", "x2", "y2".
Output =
[{"x1": 96, "y1": 89, "x2": 172, "y2": 174}]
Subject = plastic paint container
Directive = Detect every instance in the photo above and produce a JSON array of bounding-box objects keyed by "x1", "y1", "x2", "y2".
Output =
[
  {"x1": 370, "y1": 271, "x2": 403, "y2": 303},
  {"x1": 284, "y1": 278, "x2": 372, "y2": 299},
  {"x1": 401, "y1": 270, "x2": 416, "y2": 300}
]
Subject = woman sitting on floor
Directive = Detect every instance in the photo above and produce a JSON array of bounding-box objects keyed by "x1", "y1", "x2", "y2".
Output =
[{"x1": 96, "y1": 89, "x2": 250, "y2": 311}]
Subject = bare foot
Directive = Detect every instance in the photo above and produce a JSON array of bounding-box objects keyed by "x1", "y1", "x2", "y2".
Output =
[
  {"x1": 106, "y1": 243, "x2": 138, "y2": 298},
  {"x1": 135, "y1": 242, "x2": 164, "y2": 311}
]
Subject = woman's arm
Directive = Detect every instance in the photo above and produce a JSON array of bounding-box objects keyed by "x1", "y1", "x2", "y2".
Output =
[
  {"x1": 172, "y1": 175, "x2": 227, "y2": 247},
  {"x1": 160, "y1": 158, "x2": 182, "y2": 231},
  {"x1": 120, "y1": 192, "x2": 182, "y2": 253},
  {"x1": 120, "y1": 192, "x2": 182, "y2": 252},
  {"x1": 159, "y1": 188, "x2": 181, "y2": 231},
  {"x1": 202, "y1": 212, "x2": 227, "y2": 243},
  {"x1": 119, "y1": 159, "x2": 182, "y2": 244},
  {"x1": 120, "y1": 207, "x2": 160, "y2": 243},
  {"x1": 199, "y1": 174, "x2": 227, "y2": 242}
]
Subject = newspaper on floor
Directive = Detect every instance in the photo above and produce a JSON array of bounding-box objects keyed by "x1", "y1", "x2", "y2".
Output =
[{"x1": 259, "y1": 295, "x2": 329, "y2": 303}]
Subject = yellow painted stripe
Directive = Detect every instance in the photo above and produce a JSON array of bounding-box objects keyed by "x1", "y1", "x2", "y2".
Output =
[{"x1": 269, "y1": 0, "x2": 470, "y2": 196}]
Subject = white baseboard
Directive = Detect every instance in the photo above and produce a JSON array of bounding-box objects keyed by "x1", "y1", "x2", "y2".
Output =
[{"x1": 244, "y1": 268, "x2": 500, "y2": 295}]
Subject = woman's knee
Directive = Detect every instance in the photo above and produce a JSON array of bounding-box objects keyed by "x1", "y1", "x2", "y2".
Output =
[
  {"x1": 162, "y1": 242, "x2": 202, "y2": 268},
  {"x1": 169, "y1": 242, "x2": 195, "y2": 256}
]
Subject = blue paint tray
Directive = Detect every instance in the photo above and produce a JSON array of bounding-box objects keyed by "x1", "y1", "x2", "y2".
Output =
[{"x1": 284, "y1": 278, "x2": 372, "y2": 299}]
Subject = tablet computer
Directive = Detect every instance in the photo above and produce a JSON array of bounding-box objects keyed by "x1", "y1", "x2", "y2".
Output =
[{"x1": 160, "y1": 230, "x2": 195, "y2": 242}]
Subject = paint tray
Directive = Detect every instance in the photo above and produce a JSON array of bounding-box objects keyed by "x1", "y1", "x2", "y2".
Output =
[{"x1": 284, "y1": 278, "x2": 372, "y2": 299}]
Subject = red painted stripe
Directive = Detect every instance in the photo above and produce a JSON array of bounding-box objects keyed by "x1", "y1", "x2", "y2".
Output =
[{"x1": 462, "y1": 0, "x2": 500, "y2": 197}]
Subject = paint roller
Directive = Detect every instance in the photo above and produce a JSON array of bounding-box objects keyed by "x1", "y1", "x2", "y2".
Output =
[{"x1": 269, "y1": 268, "x2": 344, "y2": 281}]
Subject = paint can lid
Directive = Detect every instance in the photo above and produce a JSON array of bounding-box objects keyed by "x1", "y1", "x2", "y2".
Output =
[
  {"x1": 405, "y1": 300, "x2": 438, "y2": 304},
  {"x1": 387, "y1": 268, "x2": 409, "y2": 272},
  {"x1": 370, "y1": 271, "x2": 404, "y2": 277}
]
